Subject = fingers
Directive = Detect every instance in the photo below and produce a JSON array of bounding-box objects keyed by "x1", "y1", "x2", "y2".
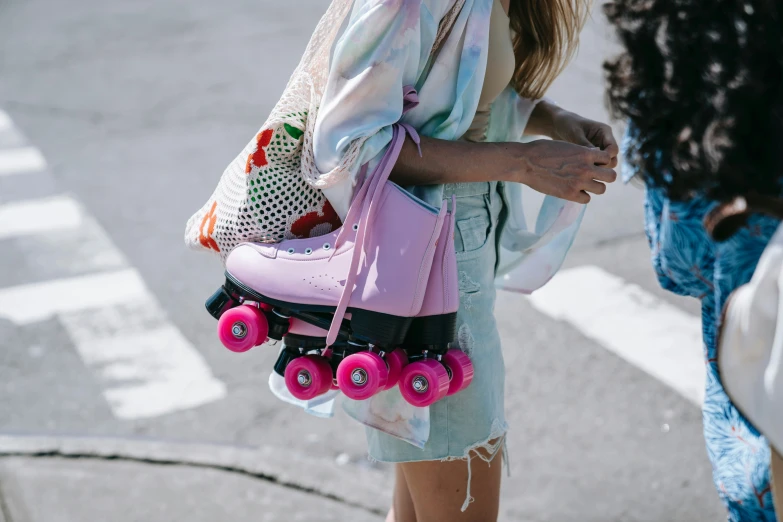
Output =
[
  {"x1": 575, "y1": 191, "x2": 591, "y2": 204},
  {"x1": 590, "y1": 165, "x2": 617, "y2": 183},
  {"x1": 598, "y1": 127, "x2": 620, "y2": 171},
  {"x1": 583, "y1": 179, "x2": 607, "y2": 195},
  {"x1": 559, "y1": 187, "x2": 591, "y2": 204},
  {"x1": 588, "y1": 147, "x2": 613, "y2": 166},
  {"x1": 594, "y1": 125, "x2": 619, "y2": 151},
  {"x1": 562, "y1": 178, "x2": 602, "y2": 203},
  {"x1": 572, "y1": 134, "x2": 595, "y2": 148},
  {"x1": 604, "y1": 140, "x2": 620, "y2": 159},
  {"x1": 588, "y1": 124, "x2": 619, "y2": 167},
  {"x1": 567, "y1": 161, "x2": 616, "y2": 202}
]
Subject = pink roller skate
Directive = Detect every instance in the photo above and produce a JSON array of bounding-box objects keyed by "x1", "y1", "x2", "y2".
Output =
[{"x1": 206, "y1": 86, "x2": 449, "y2": 401}]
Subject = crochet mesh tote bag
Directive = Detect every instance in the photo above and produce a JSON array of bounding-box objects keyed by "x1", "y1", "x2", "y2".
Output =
[{"x1": 185, "y1": 0, "x2": 464, "y2": 262}]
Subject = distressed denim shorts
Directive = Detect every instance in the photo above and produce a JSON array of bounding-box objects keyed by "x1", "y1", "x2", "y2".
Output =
[{"x1": 365, "y1": 181, "x2": 508, "y2": 505}]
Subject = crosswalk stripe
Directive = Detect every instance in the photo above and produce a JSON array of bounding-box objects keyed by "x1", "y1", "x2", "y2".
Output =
[
  {"x1": 0, "y1": 147, "x2": 47, "y2": 176},
  {"x1": 0, "y1": 269, "x2": 228, "y2": 419},
  {"x1": 0, "y1": 269, "x2": 148, "y2": 325},
  {"x1": 60, "y1": 306, "x2": 227, "y2": 420},
  {"x1": 0, "y1": 196, "x2": 82, "y2": 240},
  {"x1": 527, "y1": 265, "x2": 705, "y2": 405}
]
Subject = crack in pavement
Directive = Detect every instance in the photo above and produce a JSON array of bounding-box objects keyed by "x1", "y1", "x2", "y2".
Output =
[
  {"x1": 0, "y1": 452, "x2": 385, "y2": 517},
  {"x1": 0, "y1": 434, "x2": 391, "y2": 517}
]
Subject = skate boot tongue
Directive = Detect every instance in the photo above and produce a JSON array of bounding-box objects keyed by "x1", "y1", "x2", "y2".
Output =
[{"x1": 325, "y1": 86, "x2": 422, "y2": 347}]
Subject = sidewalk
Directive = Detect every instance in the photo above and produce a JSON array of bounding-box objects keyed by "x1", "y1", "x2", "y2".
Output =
[{"x1": 0, "y1": 436, "x2": 387, "y2": 522}]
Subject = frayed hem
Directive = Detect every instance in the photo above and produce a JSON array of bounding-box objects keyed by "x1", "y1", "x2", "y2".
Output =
[
  {"x1": 366, "y1": 420, "x2": 510, "y2": 512},
  {"x1": 440, "y1": 420, "x2": 509, "y2": 512}
]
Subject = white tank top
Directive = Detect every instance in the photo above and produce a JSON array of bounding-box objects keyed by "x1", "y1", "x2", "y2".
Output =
[{"x1": 461, "y1": 0, "x2": 516, "y2": 143}]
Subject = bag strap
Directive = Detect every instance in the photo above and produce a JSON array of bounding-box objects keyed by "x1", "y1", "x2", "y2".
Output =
[
  {"x1": 431, "y1": 0, "x2": 466, "y2": 59},
  {"x1": 421, "y1": 0, "x2": 465, "y2": 78}
]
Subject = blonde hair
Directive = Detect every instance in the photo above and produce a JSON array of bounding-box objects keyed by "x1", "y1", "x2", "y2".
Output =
[{"x1": 509, "y1": 0, "x2": 591, "y2": 99}]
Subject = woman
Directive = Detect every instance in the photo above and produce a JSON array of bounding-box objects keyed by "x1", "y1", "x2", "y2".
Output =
[
  {"x1": 310, "y1": 0, "x2": 618, "y2": 519},
  {"x1": 604, "y1": 0, "x2": 783, "y2": 519}
]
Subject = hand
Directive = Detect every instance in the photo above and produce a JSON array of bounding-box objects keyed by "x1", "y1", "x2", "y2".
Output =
[
  {"x1": 508, "y1": 140, "x2": 617, "y2": 204},
  {"x1": 551, "y1": 109, "x2": 619, "y2": 169}
]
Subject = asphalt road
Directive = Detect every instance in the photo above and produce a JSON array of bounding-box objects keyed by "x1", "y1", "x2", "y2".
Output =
[{"x1": 0, "y1": 0, "x2": 727, "y2": 520}]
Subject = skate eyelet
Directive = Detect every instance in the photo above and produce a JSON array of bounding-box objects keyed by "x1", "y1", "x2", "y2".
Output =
[
  {"x1": 287, "y1": 248, "x2": 295, "y2": 255},
  {"x1": 323, "y1": 243, "x2": 331, "y2": 250},
  {"x1": 305, "y1": 248, "x2": 313, "y2": 255},
  {"x1": 352, "y1": 223, "x2": 359, "y2": 231}
]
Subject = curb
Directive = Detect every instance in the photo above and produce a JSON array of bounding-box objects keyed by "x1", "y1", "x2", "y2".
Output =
[{"x1": 0, "y1": 434, "x2": 391, "y2": 516}]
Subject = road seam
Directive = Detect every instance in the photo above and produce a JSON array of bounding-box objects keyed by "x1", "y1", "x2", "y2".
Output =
[{"x1": 0, "y1": 434, "x2": 390, "y2": 516}]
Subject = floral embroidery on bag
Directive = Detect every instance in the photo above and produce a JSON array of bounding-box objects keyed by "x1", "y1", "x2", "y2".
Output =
[
  {"x1": 199, "y1": 201, "x2": 220, "y2": 252},
  {"x1": 290, "y1": 200, "x2": 342, "y2": 238},
  {"x1": 284, "y1": 123, "x2": 304, "y2": 140},
  {"x1": 245, "y1": 128, "x2": 275, "y2": 173}
]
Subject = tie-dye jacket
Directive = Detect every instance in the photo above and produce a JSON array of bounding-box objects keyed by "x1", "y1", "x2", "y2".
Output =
[{"x1": 313, "y1": 0, "x2": 586, "y2": 289}]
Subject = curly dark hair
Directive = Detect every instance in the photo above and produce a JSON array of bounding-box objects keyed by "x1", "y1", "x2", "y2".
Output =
[{"x1": 604, "y1": 0, "x2": 783, "y2": 201}]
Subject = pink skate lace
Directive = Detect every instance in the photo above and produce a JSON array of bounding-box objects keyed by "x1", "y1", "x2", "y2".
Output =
[{"x1": 325, "y1": 86, "x2": 423, "y2": 346}]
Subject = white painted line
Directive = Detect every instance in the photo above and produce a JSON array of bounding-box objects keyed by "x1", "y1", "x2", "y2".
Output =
[
  {"x1": 0, "y1": 111, "x2": 12, "y2": 132},
  {"x1": 527, "y1": 265, "x2": 705, "y2": 405},
  {"x1": 0, "y1": 269, "x2": 148, "y2": 325},
  {"x1": 1, "y1": 270, "x2": 227, "y2": 418},
  {"x1": 0, "y1": 196, "x2": 82, "y2": 240},
  {"x1": 0, "y1": 147, "x2": 46, "y2": 176},
  {"x1": 0, "y1": 122, "x2": 226, "y2": 419},
  {"x1": 66, "y1": 321, "x2": 227, "y2": 420}
]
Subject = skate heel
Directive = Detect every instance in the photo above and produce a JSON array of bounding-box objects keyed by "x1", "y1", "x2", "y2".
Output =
[
  {"x1": 350, "y1": 309, "x2": 412, "y2": 347},
  {"x1": 404, "y1": 312, "x2": 457, "y2": 348},
  {"x1": 205, "y1": 286, "x2": 239, "y2": 320},
  {"x1": 266, "y1": 309, "x2": 292, "y2": 341},
  {"x1": 273, "y1": 334, "x2": 327, "y2": 376}
]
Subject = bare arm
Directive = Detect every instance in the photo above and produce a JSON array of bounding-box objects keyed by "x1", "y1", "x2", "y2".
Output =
[
  {"x1": 390, "y1": 135, "x2": 616, "y2": 204},
  {"x1": 390, "y1": 100, "x2": 620, "y2": 203},
  {"x1": 391, "y1": 138, "x2": 514, "y2": 185},
  {"x1": 524, "y1": 99, "x2": 560, "y2": 137}
]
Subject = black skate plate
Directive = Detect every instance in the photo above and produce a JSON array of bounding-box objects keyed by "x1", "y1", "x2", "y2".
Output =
[{"x1": 403, "y1": 312, "x2": 457, "y2": 350}]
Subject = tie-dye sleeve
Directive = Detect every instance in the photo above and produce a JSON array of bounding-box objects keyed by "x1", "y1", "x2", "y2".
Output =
[
  {"x1": 313, "y1": 0, "x2": 452, "y2": 217},
  {"x1": 486, "y1": 86, "x2": 542, "y2": 142}
]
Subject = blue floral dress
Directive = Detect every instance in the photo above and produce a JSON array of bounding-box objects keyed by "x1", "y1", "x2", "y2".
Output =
[{"x1": 644, "y1": 185, "x2": 779, "y2": 521}]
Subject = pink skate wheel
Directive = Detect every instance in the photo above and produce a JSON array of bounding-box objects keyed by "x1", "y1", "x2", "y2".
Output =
[
  {"x1": 383, "y1": 349, "x2": 408, "y2": 390},
  {"x1": 217, "y1": 306, "x2": 268, "y2": 353},
  {"x1": 399, "y1": 359, "x2": 449, "y2": 407},
  {"x1": 284, "y1": 355, "x2": 333, "y2": 400},
  {"x1": 336, "y1": 352, "x2": 389, "y2": 400},
  {"x1": 441, "y1": 349, "x2": 474, "y2": 395}
]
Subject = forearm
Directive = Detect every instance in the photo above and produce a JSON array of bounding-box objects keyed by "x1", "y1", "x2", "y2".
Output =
[
  {"x1": 523, "y1": 99, "x2": 563, "y2": 138},
  {"x1": 390, "y1": 136, "x2": 516, "y2": 186},
  {"x1": 388, "y1": 131, "x2": 615, "y2": 204}
]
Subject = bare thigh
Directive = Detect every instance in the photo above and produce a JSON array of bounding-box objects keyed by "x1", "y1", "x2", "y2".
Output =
[
  {"x1": 386, "y1": 465, "x2": 417, "y2": 522},
  {"x1": 393, "y1": 444, "x2": 503, "y2": 522}
]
